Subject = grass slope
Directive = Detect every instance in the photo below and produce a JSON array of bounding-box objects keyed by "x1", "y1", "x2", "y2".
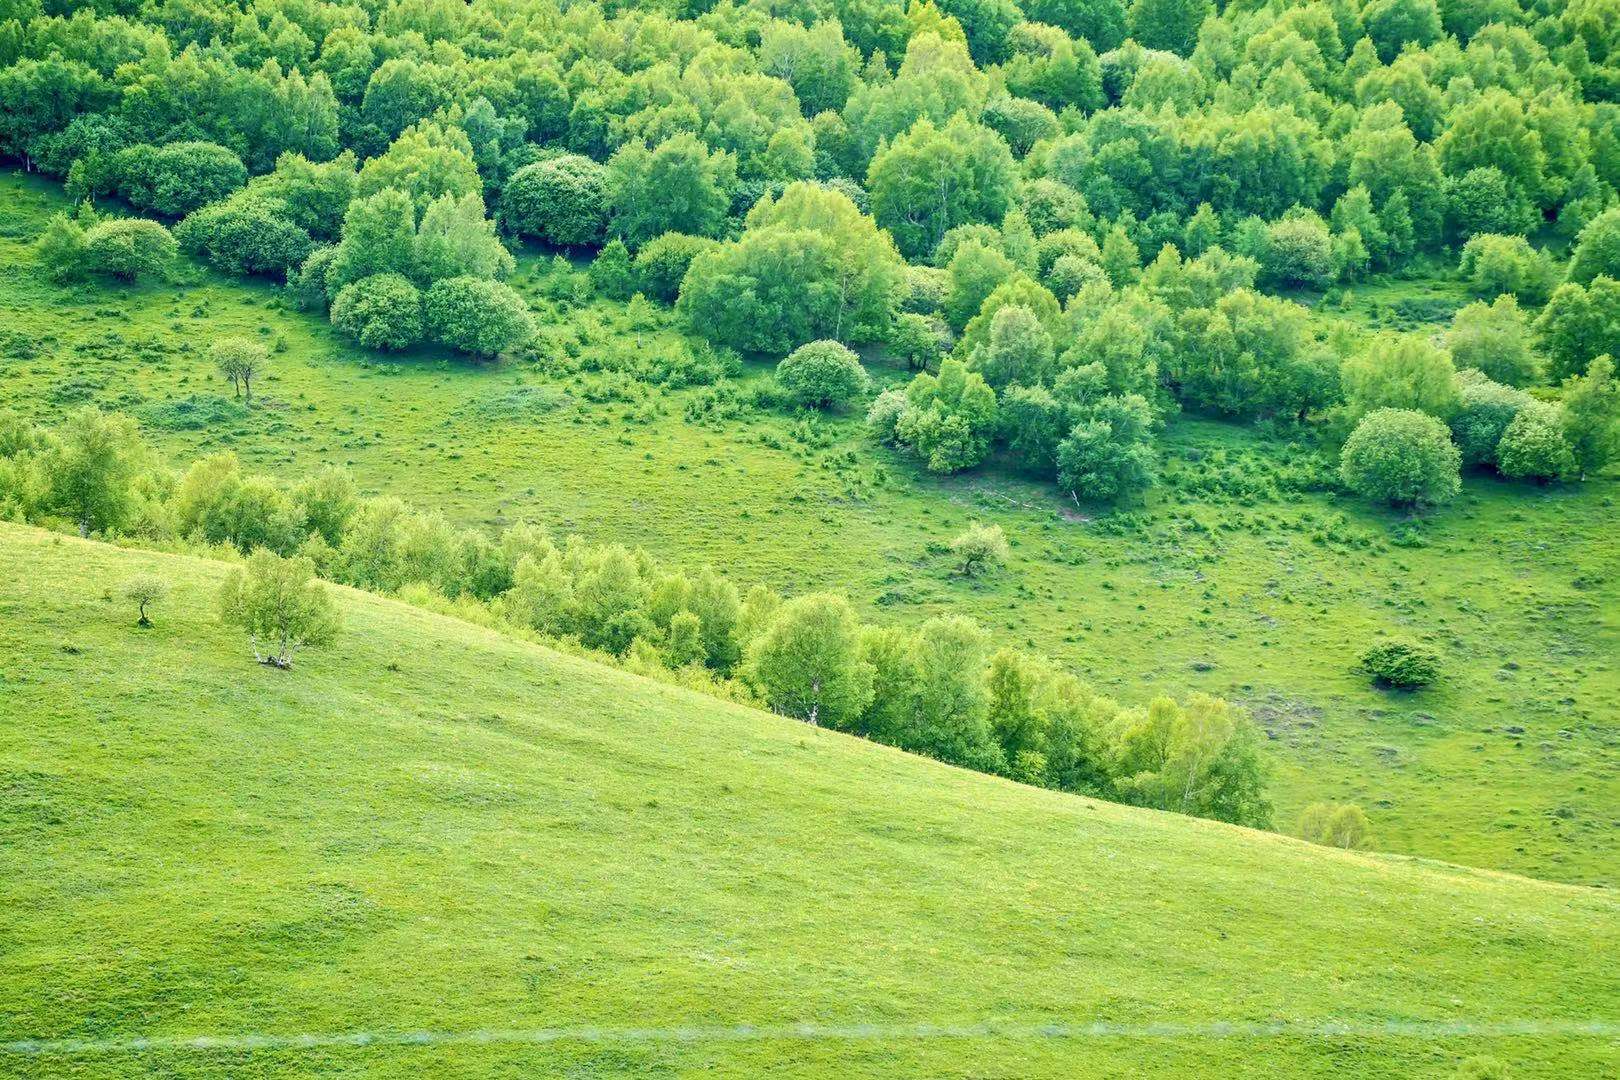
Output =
[
  {"x1": 2, "y1": 173, "x2": 1617, "y2": 887},
  {"x1": 0, "y1": 523, "x2": 1616, "y2": 1079}
]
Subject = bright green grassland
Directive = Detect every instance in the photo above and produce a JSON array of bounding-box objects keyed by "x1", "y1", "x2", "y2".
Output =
[
  {"x1": 2, "y1": 173, "x2": 1617, "y2": 886},
  {"x1": 1, "y1": 523, "x2": 1617, "y2": 1079}
]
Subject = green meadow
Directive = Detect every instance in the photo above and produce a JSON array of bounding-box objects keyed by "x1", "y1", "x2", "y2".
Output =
[
  {"x1": 3, "y1": 173, "x2": 1616, "y2": 887},
  {"x1": 1, "y1": 523, "x2": 1616, "y2": 1079}
]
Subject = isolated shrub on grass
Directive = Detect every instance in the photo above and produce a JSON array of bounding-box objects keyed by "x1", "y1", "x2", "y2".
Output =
[
  {"x1": 84, "y1": 218, "x2": 176, "y2": 282},
  {"x1": 423, "y1": 277, "x2": 534, "y2": 357},
  {"x1": 218, "y1": 550, "x2": 341, "y2": 669},
  {"x1": 122, "y1": 575, "x2": 169, "y2": 628},
  {"x1": 1359, "y1": 640, "x2": 1439, "y2": 689},
  {"x1": 949, "y1": 522, "x2": 1010, "y2": 576},
  {"x1": 776, "y1": 340, "x2": 870, "y2": 410},
  {"x1": 1339, "y1": 408, "x2": 1461, "y2": 507},
  {"x1": 330, "y1": 272, "x2": 422, "y2": 351},
  {"x1": 1297, "y1": 802, "x2": 1370, "y2": 849}
]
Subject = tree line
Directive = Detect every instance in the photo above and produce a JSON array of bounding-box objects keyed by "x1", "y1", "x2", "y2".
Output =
[{"x1": 0, "y1": 404, "x2": 1272, "y2": 829}]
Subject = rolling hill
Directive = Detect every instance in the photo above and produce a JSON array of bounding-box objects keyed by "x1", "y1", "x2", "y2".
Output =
[{"x1": 0, "y1": 523, "x2": 1615, "y2": 1079}]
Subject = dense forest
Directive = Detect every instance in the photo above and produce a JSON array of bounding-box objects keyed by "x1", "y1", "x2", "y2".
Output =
[{"x1": 4, "y1": 0, "x2": 1618, "y2": 510}]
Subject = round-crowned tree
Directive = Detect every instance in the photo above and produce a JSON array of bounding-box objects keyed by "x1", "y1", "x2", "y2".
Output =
[
  {"x1": 502, "y1": 154, "x2": 609, "y2": 247},
  {"x1": 330, "y1": 272, "x2": 423, "y2": 351},
  {"x1": 776, "y1": 340, "x2": 871, "y2": 409},
  {"x1": 423, "y1": 276, "x2": 535, "y2": 357},
  {"x1": 83, "y1": 218, "x2": 176, "y2": 282},
  {"x1": 1339, "y1": 407, "x2": 1461, "y2": 507}
]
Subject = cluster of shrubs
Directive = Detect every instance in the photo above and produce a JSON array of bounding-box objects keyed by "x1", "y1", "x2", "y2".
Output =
[{"x1": 1, "y1": 406, "x2": 1272, "y2": 829}]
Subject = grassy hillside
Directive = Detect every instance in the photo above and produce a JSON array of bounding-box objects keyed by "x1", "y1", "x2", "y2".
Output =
[
  {"x1": 2, "y1": 173, "x2": 1617, "y2": 888},
  {"x1": 0, "y1": 523, "x2": 1616, "y2": 1079}
]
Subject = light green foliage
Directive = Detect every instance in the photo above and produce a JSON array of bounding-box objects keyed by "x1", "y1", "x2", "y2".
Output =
[
  {"x1": 1534, "y1": 277, "x2": 1620, "y2": 382},
  {"x1": 218, "y1": 549, "x2": 341, "y2": 668},
  {"x1": 776, "y1": 340, "x2": 871, "y2": 410},
  {"x1": 412, "y1": 193, "x2": 515, "y2": 286},
  {"x1": 607, "y1": 134, "x2": 736, "y2": 247},
  {"x1": 423, "y1": 277, "x2": 535, "y2": 358},
  {"x1": 1111, "y1": 694, "x2": 1271, "y2": 827},
  {"x1": 330, "y1": 272, "x2": 423, "y2": 351},
  {"x1": 1340, "y1": 408, "x2": 1461, "y2": 507},
  {"x1": 1171, "y1": 289, "x2": 1337, "y2": 420},
  {"x1": 678, "y1": 183, "x2": 904, "y2": 354},
  {"x1": 1496, "y1": 401, "x2": 1575, "y2": 483},
  {"x1": 746, "y1": 592, "x2": 874, "y2": 728},
  {"x1": 944, "y1": 240, "x2": 1018, "y2": 330},
  {"x1": 83, "y1": 218, "x2": 175, "y2": 282},
  {"x1": 121, "y1": 573, "x2": 169, "y2": 627},
  {"x1": 894, "y1": 358, "x2": 999, "y2": 472},
  {"x1": 1263, "y1": 213, "x2": 1336, "y2": 288},
  {"x1": 868, "y1": 115, "x2": 1017, "y2": 260},
  {"x1": 1297, "y1": 802, "x2": 1371, "y2": 849},
  {"x1": 1446, "y1": 297, "x2": 1540, "y2": 388},
  {"x1": 1566, "y1": 205, "x2": 1620, "y2": 284},
  {"x1": 1560, "y1": 355, "x2": 1620, "y2": 479},
  {"x1": 209, "y1": 336, "x2": 269, "y2": 403},
  {"x1": 356, "y1": 121, "x2": 482, "y2": 215},
  {"x1": 949, "y1": 522, "x2": 1010, "y2": 576},
  {"x1": 35, "y1": 211, "x2": 88, "y2": 282},
  {"x1": 1340, "y1": 334, "x2": 1460, "y2": 420},
  {"x1": 967, "y1": 304, "x2": 1055, "y2": 390},
  {"x1": 1459, "y1": 234, "x2": 1557, "y2": 305},
  {"x1": 327, "y1": 188, "x2": 417, "y2": 295},
  {"x1": 1360, "y1": 640, "x2": 1440, "y2": 690},
  {"x1": 43, "y1": 407, "x2": 143, "y2": 536}
]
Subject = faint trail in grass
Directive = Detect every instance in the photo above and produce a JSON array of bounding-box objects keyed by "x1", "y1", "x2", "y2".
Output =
[{"x1": 6, "y1": 1019, "x2": 1616, "y2": 1056}]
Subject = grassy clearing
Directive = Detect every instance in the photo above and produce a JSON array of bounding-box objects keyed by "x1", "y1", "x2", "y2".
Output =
[
  {"x1": 2, "y1": 172, "x2": 1617, "y2": 886},
  {"x1": 1, "y1": 523, "x2": 1616, "y2": 1079}
]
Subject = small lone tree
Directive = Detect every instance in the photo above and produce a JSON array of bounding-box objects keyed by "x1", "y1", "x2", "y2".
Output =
[
  {"x1": 949, "y1": 522, "x2": 1010, "y2": 577},
  {"x1": 218, "y1": 550, "x2": 341, "y2": 669},
  {"x1": 122, "y1": 575, "x2": 169, "y2": 628},
  {"x1": 210, "y1": 337, "x2": 270, "y2": 404},
  {"x1": 1297, "y1": 802, "x2": 1371, "y2": 849},
  {"x1": 1359, "y1": 640, "x2": 1439, "y2": 689}
]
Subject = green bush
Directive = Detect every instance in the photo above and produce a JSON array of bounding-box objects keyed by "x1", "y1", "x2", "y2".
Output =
[
  {"x1": 423, "y1": 276, "x2": 534, "y2": 357},
  {"x1": 330, "y1": 272, "x2": 423, "y2": 351},
  {"x1": 776, "y1": 340, "x2": 871, "y2": 410},
  {"x1": 1339, "y1": 408, "x2": 1461, "y2": 507},
  {"x1": 1359, "y1": 641, "x2": 1439, "y2": 689}
]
